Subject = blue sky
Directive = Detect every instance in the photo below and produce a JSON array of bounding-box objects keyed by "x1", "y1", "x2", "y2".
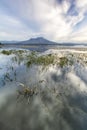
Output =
[{"x1": 0, "y1": 0, "x2": 87, "y2": 43}]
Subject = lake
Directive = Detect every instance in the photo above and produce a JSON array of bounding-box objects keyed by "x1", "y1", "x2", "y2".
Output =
[{"x1": 0, "y1": 47, "x2": 87, "y2": 130}]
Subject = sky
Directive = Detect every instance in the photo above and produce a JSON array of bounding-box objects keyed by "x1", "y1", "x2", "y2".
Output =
[{"x1": 0, "y1": 0, "x2": 87, "y2": 43}]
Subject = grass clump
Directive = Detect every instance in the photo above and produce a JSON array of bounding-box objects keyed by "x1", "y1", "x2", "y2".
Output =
[
  {"x1": 11, "y1": 50, "x2": 26, "y2": 65},
  {"x1": 25, "y1": 51, "x2": 75, "y2": 68},
  {"x1": 12, "y1": 54, "x2": 25, "y2": 65},
  {"x1": 59, "y1": 57, "x2": 68, "y2": 67},
  {"x1": 1, "y1": 50, "x2": 12, "y2": 55},
  {"x1": 26, "y1": 51, "x2": 37, "y2": 67},
  {"x1": 36, "y1": 54, "x2": 55, "y2": 66},
  {"x1": 16, "y1": 50, "x2": 24, "y2": 54},
  {"x1": 17, "y1": 83, "x2": 38, "y2": 103},
  {"x1": 1, "y1": 49, "x2": 26, "y2": 56},
  {"x1": 26, "y1": 53, "x2": 55, "y2": 67}
]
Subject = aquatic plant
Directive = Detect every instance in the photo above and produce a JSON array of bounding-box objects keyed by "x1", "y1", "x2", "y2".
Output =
[
  {"x1": 15, "y1": 50, "x2": 25, "y2": 55},
  {"x1": 59, "y1": 56, "x2": 74, "y2": 67},
  {"x1": 59, "y1": 57, "x2": 68, "y2": 67},
  {"x1": 26, "y1": 51, "x2": 37, "y2": 67},
  {"x1": 36, "y1": 54, "x2": 55, "y2": 66},
  {"x1": 11, "y1": 52, "x2": 25, "y2": 65},
  {"x1": 1, "y1": 50, "x2": 12, "y2": 55},
  {"x1": 17, "y1": 83, "x2": 38, "y2": 103},
  {"x1": 26, "y1": 53, "x2": 55, "y2": 67},
  {"x1": 4, "y1": 72, "x2": 13, "y2": 82}
]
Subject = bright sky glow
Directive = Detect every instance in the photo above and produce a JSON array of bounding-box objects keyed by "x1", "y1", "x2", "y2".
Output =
[{"x1": 0, "y1": 0, "x2": 87, "y2": 43}]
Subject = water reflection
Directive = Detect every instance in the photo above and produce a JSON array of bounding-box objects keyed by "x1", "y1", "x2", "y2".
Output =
[{"x1": 0, "y1": 49, "x2": 87, "y2": 130}]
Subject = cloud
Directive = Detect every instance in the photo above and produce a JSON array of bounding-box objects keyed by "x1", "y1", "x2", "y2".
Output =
[
  {"x1": 0, "y1": 11, "x2": 38, "y2": 40},
  {"x1": 26, "y1": 0, "x2": 72, "y2": 41},
  {"x1": 69, "y1": 26, "x2": 87, "y2": 43},
  {"x1": 0, "y1": 0, "x2": 87, "y2": 43}
]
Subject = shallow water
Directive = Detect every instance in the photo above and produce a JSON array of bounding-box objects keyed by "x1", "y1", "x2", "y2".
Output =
[{"x1": 0, "y1": 48, "x2": 87, "y2": 130}]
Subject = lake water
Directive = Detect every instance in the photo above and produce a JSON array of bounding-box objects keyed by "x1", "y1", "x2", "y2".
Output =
[
  {"x1": 0, "y1": 47, "x2": 87, "y2": 130},
  {"x1": 1, "y1": 44, "x2": 87, "y2": 52}
]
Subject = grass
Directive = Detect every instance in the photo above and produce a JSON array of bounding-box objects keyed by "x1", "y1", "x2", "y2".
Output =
[
  {"x1": 16, "y1": 50, "x2": 25, "y2": 54},
  {"x1": 26, "y1": 52, "x2": 74, "y2": 68},
  {"x1": 36, "y1": 54, "x2": 55, "y2": 66},
  {"x1": 1, "y1": 49, "x2": 26, "y2": 55},
  {"x1": 1, "y1": 50, "x2": 13, "y2": 55},
  {"x1": 12, "y1": 54, "x2": 25, "y2": 65},
  {"x1": 4, "y1": 72, "x2": 13, "y2": 82},
  {"x1": 26, "y1": 53, "x2": 55, "y2": 67},
  {"x1": 59, "y1": 57, "x2": 74, "y2": 67},
  {"x1": 1, "y1": 50, "x2": 74, "y2": 68},
  {"x1": 59, "y1": 57, "x2": 68, "y2": 68}
]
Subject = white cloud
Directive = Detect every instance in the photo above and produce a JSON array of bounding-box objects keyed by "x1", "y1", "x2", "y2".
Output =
[
  {"x1": 62, "y1": 0, "x2": 70, "y2": 13},
  {"x1": 0, "y1": 12, "x2": 36, "y2": 40},
  {"x1": 26, "y1": 0, "x2": 87, "y2": 43},
  {"x1": 28, "y1": 0, "x2": 73, "y2": 41},
  {"x1": 76, "y1": 0, "x2": 87, "y2": 8},
  {"x1": 69, "y1": 26, "x2": 87, "y2": 43},
  {"x1": 0, "y1": 0, "x2": 87, "y2": 43}
]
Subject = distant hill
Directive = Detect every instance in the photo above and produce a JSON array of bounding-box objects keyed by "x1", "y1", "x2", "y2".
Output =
[
  {"x1": 17, "y1": 37, "x2": 57, "y2": 45},
  {"x1": 0, "y1": 41, "x2": 18, "y2": 44},
  {"x1": 16, "y1": 37, "x2": 87, "y2": 46},
  {"x1": 0, "y1": 37, "x2": 87, "y2": 46}
]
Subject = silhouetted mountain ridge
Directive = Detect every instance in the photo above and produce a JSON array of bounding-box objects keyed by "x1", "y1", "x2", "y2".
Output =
[
  {"x1": 18, "y1": 37, "x2": 56, "y2": 45},
  {"x1": 0, "y1": 37, "x2": 87, "y2": 46}
]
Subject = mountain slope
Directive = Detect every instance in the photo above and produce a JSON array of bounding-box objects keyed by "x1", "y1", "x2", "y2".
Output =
[{"x1": 18, "y1": 37, "x2": 56, "y2": 45}]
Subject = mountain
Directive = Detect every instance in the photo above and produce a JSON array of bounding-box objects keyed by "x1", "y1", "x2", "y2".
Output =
[
  {"x1": 1, "y1": 37, "x2": 87, "y2": 46},
  {"x1": 1, "y1": 41, "x2": 18, "y2": 44},
  {"x1": 17, "y1": 37, "x2": 57, "y2": 45},
  {"x1": 17, "y1": 37, "x2": 87, "y2": 46}
]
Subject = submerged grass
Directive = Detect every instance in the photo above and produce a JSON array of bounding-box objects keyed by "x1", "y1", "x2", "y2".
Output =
[
  {"x1": 1, "y1": 49, "x2": 26, "y2": 65},
  {"x1": 26, "y1": 52, "x2": 75, "y2": 68},
  {"x1": 1, "y1": 49, "x2": 74, "y2": 69},
  {"x1": 1, "y1": 50, "x2": 13, "y2": 55},
  {"x1": 36, "y1": 54, "x2": 55, "y2": 66},
  {"x1": 59, "y1": 57, "x2": 74, "y2": 67},
  {"x1": 1, "y1": 49, "x2": 26, "y2": 55},
  {"x1": 26, "y1": 53, "x2": 55, "y2": 67},
  {"x1": 59, "y1": 57, "x2": 68, "y2": 68}
]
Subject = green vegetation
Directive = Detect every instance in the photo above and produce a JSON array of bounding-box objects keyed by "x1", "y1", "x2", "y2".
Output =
[
  {"x1": 26, "y1": 53, "x2": 55, "y2": 67},
  {"x1": 26, "y1": 52, "x2": 74, "y2": 68},
  {"x1": 59, "y1": 57, "x2": 68, "y2": 68},
  {"x1": 59, "y1": 56, "x2": 74, "y2": 67},
  {"x1": 1, "y1": 50, "x2": 74, "y2": 68},
  {"x1": 36, "y1": 54, "x2": 55, "y2": 66},
  {"x1": 1, "y1": 50, "x2": 26, "y2": 65},
  {"x1": 16, "y1": 50, "x2": 24, "y2": 54},
  {"x1": 1, "y1": 49, "x2": 26, "y2": 55},
  {"x1": 17, "y1": 83, "x2": 38, "y2": 103},
  {"x1": 12, "y1": 54, "x2": 24, "y2": 65},
  {"x1": 26, "y1": 51, "x2": 37, "y2": 67},
  {"x1": 1, "y1": 50, "x2": 13, "y2": 55}
]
